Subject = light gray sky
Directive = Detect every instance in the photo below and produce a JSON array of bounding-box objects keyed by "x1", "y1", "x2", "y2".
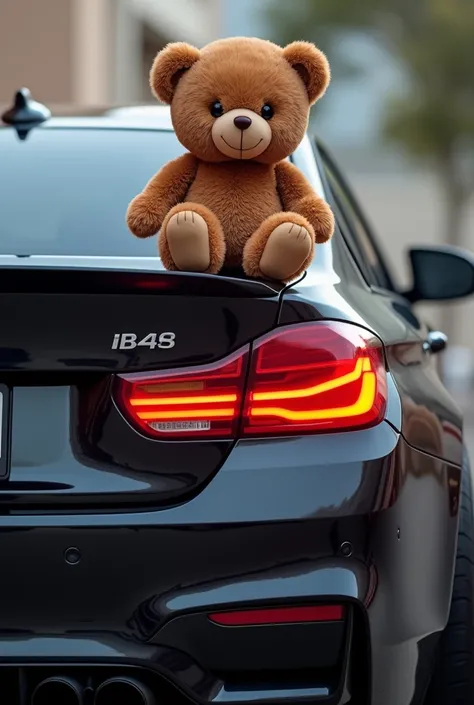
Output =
[{"x1": 219, "y1": 0, "x2": 404, "y2": 148}]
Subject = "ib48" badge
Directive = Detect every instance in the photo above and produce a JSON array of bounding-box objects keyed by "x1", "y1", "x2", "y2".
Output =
[{"x1": 111, "y1": 332, "x2": 176, "y2": 350}]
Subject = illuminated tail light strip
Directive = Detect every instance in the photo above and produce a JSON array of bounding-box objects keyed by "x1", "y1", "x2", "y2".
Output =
[
  {"x1": 117, "y1": 350, "x2": 249, "y2": 439},
  {"x1": 242, "y1": 322, "x2": 386, "y2": 436},
  {"x1": 116, "y1": 321, "x2": 387, "y2": 439},
  {"x1": 249, "y1": 357, "x2": 376, "y2": 421}
]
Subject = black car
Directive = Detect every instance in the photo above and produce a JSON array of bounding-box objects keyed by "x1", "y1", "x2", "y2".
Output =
[{"x1": 0, "y1": 92, "x2": 473, "y2": 705}]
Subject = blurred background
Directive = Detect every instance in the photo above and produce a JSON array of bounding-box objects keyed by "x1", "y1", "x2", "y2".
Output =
[{"x1": 1, "y1": 0, "x2": 473, "y2": 444}]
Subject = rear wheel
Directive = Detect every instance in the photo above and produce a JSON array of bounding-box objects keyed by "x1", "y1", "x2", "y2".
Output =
[{"x1": 424, "y1": 449, "x2": 474, "y2": 704}]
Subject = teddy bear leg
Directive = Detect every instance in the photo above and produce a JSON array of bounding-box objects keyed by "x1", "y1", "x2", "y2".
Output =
[
  {"x1": 159, "y1": 202, "x2": 226, "y2": 274},
  {"x1": 243, "y1": 212, "x2": 315, "y2": 283}
]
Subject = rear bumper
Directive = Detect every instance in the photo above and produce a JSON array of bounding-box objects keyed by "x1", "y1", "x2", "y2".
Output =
[{"x1": 0, "y1": 424, "x2": 461, "y2": 705}]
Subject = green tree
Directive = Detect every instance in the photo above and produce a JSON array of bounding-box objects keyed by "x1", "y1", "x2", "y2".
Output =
[{"x1": 267, "y1": 0, "x2": 474, "y2": 253}]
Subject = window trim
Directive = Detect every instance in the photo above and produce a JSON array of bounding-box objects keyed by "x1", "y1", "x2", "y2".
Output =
[
  {"x1": 311, "y1": 142, "x2": 373, "y2": 289},
  {"x1": 315, "y1": 141, "x2": 397, "y2": 293}
]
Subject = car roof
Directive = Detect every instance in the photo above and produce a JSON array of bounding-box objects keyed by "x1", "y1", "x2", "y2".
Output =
[
  {"x1": 0, "y1": 104, "x2": 175, "y2": 133},
  {"x1": 2, "y1": 103, "x2": 325, "y2": 150}
]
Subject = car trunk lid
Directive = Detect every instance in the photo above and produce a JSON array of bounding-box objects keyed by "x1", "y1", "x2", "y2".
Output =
[{"x1": 0, "y1": 261, "x2": 283, "y2": 509}]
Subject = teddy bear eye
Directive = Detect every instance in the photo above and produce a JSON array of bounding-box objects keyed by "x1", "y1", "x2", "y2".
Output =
[
  {"x1": 210, "y1": 101, "x2": 224, "y2": 118},
  {"x1": 261, "y1": 104, "x2": 274, "y2": 120}
]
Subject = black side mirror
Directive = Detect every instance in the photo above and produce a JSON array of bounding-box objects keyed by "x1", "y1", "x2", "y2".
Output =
[{"x1": 404, "y1": 245, "x2": 474, "y2": 304}]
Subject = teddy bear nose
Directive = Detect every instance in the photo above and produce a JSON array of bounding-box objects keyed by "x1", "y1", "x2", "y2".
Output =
[{"x1": 233, "y1": 116, "x2": 252, "y2": 131}]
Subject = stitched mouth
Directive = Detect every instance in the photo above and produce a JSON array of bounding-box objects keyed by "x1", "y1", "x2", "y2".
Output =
[{"x1": 220, "y1": 135, "x2": 264, "y2": 152}]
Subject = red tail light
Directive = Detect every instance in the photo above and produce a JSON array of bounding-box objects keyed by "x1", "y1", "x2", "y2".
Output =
[
  {"x1": 116, "y1": 348, "x2": 249, "y2": 440},
  {"x1": 116, "y1": 322, "x2": 387, "y2": 440},
  {"x1": 243, "y1": 321, "x2": 387, "y2": 436},
  {"x1": 208, "y1": 605, "x2": 345, "y2": 626}
]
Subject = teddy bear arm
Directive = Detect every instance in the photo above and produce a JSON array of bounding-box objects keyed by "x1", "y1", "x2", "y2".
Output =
[
  {"x1": 127, "y1": 153, "x2": 198, "y2": 238},
  {"x1": 275, "y1": 160, "x2": 335, "y2": 244}
]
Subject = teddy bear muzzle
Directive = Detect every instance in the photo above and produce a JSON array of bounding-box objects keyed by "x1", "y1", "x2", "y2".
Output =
[{"x1": 211, "y1": 108, "x2": 272, "y2": 160}]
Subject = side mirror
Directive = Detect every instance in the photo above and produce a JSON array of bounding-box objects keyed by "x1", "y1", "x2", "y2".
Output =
[{"x1": 404, "y1": 245, "x2": 474, "y2": 304}]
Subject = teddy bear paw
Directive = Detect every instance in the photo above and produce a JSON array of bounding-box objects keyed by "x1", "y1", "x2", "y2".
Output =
[
  {"x1": 126, "y1": 197, "x2": 161, "y2": 238},
  {"x1": 259, "y1": 222, "x2": 314, "y2": 281},
  {"x1": 166, "y1": 210, "x2": 211, "y2": 272}
]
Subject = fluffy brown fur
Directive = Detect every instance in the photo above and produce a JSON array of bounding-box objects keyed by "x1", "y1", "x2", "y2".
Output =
[
  {"x1": 275, "y1": 160, "x2": 334, "y2": 243},
  {"x1": 126, "y1": 153, "x2": 198, "y2": 238},
  {"x1": 127, "y1": 36, "x2": 335, "y2": 283}
]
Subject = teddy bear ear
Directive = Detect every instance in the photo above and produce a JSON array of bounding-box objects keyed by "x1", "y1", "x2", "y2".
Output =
[
  {"x1": 150, "y1": 42, "x2": 201, "y2": 104},
  {"x1": 282, "y1": 41, "x2": 330, "y2": 105}
]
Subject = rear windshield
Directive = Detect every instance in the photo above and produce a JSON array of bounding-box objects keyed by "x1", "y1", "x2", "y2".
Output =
[{"x1": 0, "y1": 126, "x2": 185, "y2": 256}]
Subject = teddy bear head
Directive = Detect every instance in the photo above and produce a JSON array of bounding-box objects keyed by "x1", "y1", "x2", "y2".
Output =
[{"x1": 150, "y1": 37, "x2": 330, "y2": 164}]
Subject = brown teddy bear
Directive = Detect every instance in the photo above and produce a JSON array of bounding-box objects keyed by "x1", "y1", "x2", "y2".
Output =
[{"x1": 126, "y1": 37, "x2": 335, "y2": 283}]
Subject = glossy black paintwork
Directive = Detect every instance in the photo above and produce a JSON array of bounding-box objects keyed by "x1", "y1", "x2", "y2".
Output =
[
  {"x1": 0, "y1": 264, "x2": 282, "y2": 297},
  {"x1": 156, "y1": 612, "x2": 346, "y2": 672},
  {"x1": 406, "y1": 244, "x2": 474, "y2": 303},
  {"x1": 0, "y1": 118, "x2": 466, "y2": 705},
  {"x1": 0, "y1": 384, "x2": 11, "y2": 478},
  {"x1": 0, "y1": 432, "x2": 460, "y2": 705},
  {"x1": 7, "y1": 385, "x2": 232, "y2": 507},
  {"x1": 0, "y1": 276, "x2": 284, "y2": 506},
  {"x1": 0, "y1": 289, "x2": 279, "y2": 374}
]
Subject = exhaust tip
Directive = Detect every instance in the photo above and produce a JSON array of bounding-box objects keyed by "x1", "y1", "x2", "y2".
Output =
[
  {"x1": 32, "y1": 676, "x2": 83, "y2": 705},
  {"x1": 94, "y1": 677, "x2": 155, "y2": 705}
]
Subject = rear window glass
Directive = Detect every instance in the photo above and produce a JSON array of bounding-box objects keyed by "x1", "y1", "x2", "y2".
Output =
[{"x1": 0, "y1": 127, "x2": 185, "y2": 256}]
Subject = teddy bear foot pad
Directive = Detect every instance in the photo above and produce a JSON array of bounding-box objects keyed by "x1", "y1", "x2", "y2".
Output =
[
  {"x1": 166, "y1": 210, "x2": 212, "y2": 272},
  {"x1": 259, "y1": 222, "x2": 313, "y2": 281}
]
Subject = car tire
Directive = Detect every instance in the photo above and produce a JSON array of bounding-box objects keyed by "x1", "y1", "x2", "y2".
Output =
[{"x1": 424, "y1": 448, "x2": 474, "y2": 704}]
